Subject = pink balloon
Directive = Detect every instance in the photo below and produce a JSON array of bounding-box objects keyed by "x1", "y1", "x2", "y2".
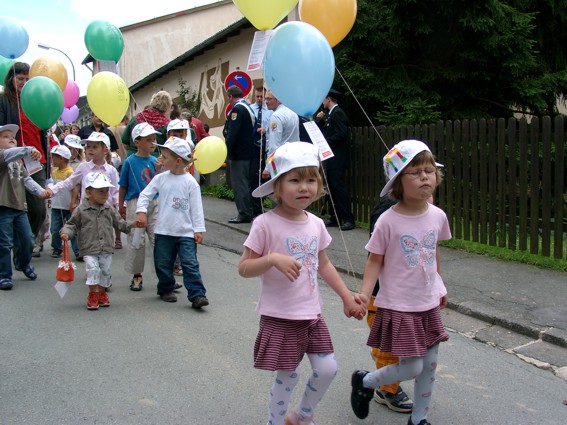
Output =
[
  {"x1": 63, "y1": 80, "x2": 80, "y2": 108},
  {"x1": 61, "y1": 105, "x2": 79, "y2": 124}
]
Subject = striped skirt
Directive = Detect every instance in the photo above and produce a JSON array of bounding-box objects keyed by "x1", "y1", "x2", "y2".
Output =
[
  {"x1": 254, "y1": 315, "x2": 334, "y2": 371},
  {"x1": 367, "y1": 306, "x2": 448, "y2": 358}
]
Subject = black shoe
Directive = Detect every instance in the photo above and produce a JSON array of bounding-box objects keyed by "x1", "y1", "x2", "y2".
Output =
[
  {"x1": 323, "y1": 219, "x2": 339, "y2": 227},
  {"x1": 160, "y1": 292, "x2": 177, "y2": 302},
  {"x1": 375, "y1": 386, "x2": 413, "y2": 413},
  {"x1": 350, "y1": 370, "x2": 374, "y2": 419},
  {"x1": 51, "y1": 249, "x2": 62, "y2": 258},
  {"x1": 340, "y1": 221, "x2": 355, "y2": 231},
  {"x1": 408, "y1": 418, "x2": 431, "y2": 425},
  {"x1": 191, "y1": 296, "x2": 209, "y2": 309},
  {"x1": 22, "y1": 265, "x2": 38, "y2": 280},
  {"x1": 228, "y1": 216, "x2": 252, "y2": 224}
]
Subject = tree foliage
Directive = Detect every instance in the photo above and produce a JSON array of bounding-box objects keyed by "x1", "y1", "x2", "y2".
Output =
[{"x1": 334, "y1": 0, "x2": 567, "y2": 125}]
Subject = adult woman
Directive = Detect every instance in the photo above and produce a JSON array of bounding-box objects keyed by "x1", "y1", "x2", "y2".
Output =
[{"x1": 0, "y1": 62, "x2": 49, "y2": 253}]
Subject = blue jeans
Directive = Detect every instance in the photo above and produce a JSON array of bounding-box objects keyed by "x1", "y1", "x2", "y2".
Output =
[
  {"x1": 50, "y1": 209, "x2": 79, "y2": 255},
  {"x1": 0, "y1": 207, "x2": 34, "y2": 280},
  {"x1": 154, "y1": 234, "x2": 206, "y2": 301}
]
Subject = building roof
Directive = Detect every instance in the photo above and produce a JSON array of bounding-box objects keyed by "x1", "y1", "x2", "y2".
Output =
[{"x1": 129, "y1": 17, "x2": 251, "y2": 92}]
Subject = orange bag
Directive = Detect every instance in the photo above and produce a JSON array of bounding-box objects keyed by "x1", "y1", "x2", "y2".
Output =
[{"x1": 56, "y1": 240, "x2": 75, "y2": 283}]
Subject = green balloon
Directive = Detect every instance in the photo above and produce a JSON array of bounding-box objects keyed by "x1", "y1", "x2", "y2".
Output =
[
  {"x1": 84, "y1": 20, "x2": 124, "y2": 62},
  {"x1": 20, "y1": 76, "x2": 64, "y2": 130},
  {"x1": 0, "y1": 56, "x2": 15, "y2": 84}
]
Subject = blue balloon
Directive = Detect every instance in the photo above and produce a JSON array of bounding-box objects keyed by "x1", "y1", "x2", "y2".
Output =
[
  {"x1": 263, "y1": 21, "x2": 335, "y2": 117},
  {"x1": 0, "y1": 17, "x2": 29, "y2": 59}
]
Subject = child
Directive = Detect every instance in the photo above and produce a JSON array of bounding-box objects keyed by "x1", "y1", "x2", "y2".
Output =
[
  {"x1": 0, "y1": 124, "x2": 48, "y2": 290},
  {"x1": 118, "y1": 123, "x2": 160, "y2": 291},
  {"x1": 136, "y1": 137, "x2": 209, "y2": 308},
  {"x1": 63, "y1": 134, "x2": 86, "y2": 171},
  {"x1": 350, "y1": 140, "x2": 451, "y2": 425},
  {"x1": 238, "y1": 142, "x2": 366, "y2": 425},
  {"x1": 49, "y1": 145, "x2": 79, "y2": 259},
  {"x1": 60, "y1": 172, "x2": 137, "y2": 310}
]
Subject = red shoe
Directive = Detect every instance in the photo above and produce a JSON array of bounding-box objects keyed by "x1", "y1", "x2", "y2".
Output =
[
  {"x1": 115, "y1": 238, "x2": 122, "y2": 249},
  {"x1": 98, "y1": 291, "x2": 110, "y2": 307},
  {"x1": 87, "y1": 292, "x2": 100, "y2": 310}
]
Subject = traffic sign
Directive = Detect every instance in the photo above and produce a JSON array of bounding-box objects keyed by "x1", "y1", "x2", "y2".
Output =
[{"x1": 224, "y1": 70, "x2": 253, "y2": 96}]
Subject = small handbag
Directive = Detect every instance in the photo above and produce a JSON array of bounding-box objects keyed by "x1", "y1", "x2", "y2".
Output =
[{"x1": 56, "y1": 240, "x2": 75, "y2": 283}]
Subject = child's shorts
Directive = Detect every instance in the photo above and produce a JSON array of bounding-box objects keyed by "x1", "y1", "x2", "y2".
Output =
[{"x1": 84, "y1": 253, "x2": 112, "y2": 287}]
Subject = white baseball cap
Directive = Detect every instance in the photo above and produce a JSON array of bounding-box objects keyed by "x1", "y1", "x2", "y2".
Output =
[
  {"x1": 157, "y1": 137, "x2": 192, "y2": 161},
  {"x1": 167, "y1": 119, "x2": 189, "y2": 132},
  {"x1": 380, "y1": 139, "x2": 443, "y2": 197},
  {"x1": 84, "y1": 172, "x2": 115, "y2": 189},
  {"x1": 63, "y1": 134, "x2": 84, "y2": 150},
  {"x1": 132, "y1": 122, "x2": 160, "y2": 140},
  {"x1": 50, "y1": 144, "x2": 72, "y2": 160},
  {"x1": 81, "y1": 132, "x2": 110, "y2": 149},
  {"x1": 0, "y1": 124, "x2": 19, "y2": 135},
  {"x1": 252, "y1": 142, "x2": 320, "y2": 198}
]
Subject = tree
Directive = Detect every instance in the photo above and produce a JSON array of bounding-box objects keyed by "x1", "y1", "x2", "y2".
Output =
[
  {"x1": 334, "y1": 0, "x2": 567, "y2": 125},
  {"x1": 176, "y1": 73, "x2": 201, "y2": 117}
]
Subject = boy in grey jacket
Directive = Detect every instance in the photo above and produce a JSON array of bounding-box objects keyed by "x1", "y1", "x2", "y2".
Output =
[{"x1": 61, "y1": 172, "x2": 141, "y2": 310}]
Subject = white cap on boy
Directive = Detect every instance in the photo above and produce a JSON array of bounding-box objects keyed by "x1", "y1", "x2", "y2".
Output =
[
  {"x1": 50, "y1": 144, "x2": 72, "y2": 160},
  {"x1": 63, "y1": 134, "x2": 84, "y2": 150},
  {"x1": 157, "y1": 136, "x2": 192, "y2": 161},
  {"x1": 84, "y1": 172, "x2": 115, "y2": 189},
  {"x1": 167, "y1": 119, "x2": 189, "y2": 132},
  {"x1": 131, "y1": 122, "x2": 160, "y2": 140},
  {"x1": 0, "y1": 124, "x2": 19, "y2": 134},
  {"x1": 380, "y1": 139, "x2": 443, "y2": 197},
  {"x1": 81, "y1": 132, "x2": 110, "y2": 149},
  {"x1": 252, "y1": 142, "x2": 320, "y2": 198}
]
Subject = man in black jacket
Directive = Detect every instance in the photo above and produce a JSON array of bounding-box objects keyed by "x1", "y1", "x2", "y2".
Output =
[
  {"x1": 316, "y1": 89, "x2": 355, "y2": 230},
  {"x1": 223, "y1": 86, "x2": 256, "y2": 223}
]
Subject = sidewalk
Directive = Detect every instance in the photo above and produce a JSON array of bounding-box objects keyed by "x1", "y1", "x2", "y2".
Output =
[{"x1": 202, "y1": 197, "x2": 567, "y2": 354}]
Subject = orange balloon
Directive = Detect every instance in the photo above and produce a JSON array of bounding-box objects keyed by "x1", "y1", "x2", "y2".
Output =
[
  {"x1": 299, "y1": 0, "x2": 357, "y2": 47},
  {"x1": 30, "y1": 56, "x2": 68, "y2": 91}
]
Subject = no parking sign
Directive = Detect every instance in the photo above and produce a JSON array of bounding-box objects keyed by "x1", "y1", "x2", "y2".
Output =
[{"x1": 224, "y1": 70, "x2": 252, "y2": 97}]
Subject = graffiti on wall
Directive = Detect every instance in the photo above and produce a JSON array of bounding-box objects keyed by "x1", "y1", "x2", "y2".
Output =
[{"x1": 198, "y1": 59, "x2": 229, "y2": 127}]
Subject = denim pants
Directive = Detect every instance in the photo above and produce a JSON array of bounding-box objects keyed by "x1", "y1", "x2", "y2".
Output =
[
  {"x1": 50, "y1": 208, "x2": 79, "y2": 255},
  {"x1": 0, "y1": 207, "x2": 34, "y2": 280},
  {"x1": 154, "y1": 234, "x2": 206, "y2": 301}
]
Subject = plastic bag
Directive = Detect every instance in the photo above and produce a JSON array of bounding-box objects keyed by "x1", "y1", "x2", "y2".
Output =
[{"x1": 56, "y1": 240, "x2": 75, "y2": 283}]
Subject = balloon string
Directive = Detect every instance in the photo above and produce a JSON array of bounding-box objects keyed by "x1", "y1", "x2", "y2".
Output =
[{"x1": 335, "y1": 66, "x2": 389, "y2": 150}]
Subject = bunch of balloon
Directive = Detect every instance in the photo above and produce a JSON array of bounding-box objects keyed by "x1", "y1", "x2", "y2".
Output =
[
  {"x1": 20, "y1": 76, "x2": 64, "y2": 130},
  {"x1": 87, "y1": 72, "x2": 129, "y2": 126},
  {"x1": 263, "y1": 21, "x2": 335, "y2": 117},
  {"x1": 0, "y1": 16, "x2": 29, "y2": 59},
  {"x1": 193, "y1": 136, "x2": 227, "y2": 174},
  {"x1": 232, "y1": 0, "x2": 299, "y2": 30},
  {"x1": 298, "y1": 0, "x2": 357, "y2": 47},
  {"x1": 60, "y1": 79, "x2": 81, "y2": 124}
]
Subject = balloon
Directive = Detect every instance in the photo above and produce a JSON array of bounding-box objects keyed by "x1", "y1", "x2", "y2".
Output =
[
  {"x1": 232, "y1": 0, "x2": 299, "y2": 30},
  {"x1": 193, "y1": 136, "x2": 227, "y2": 174},
  {"x1": 299, "y1": 0, "x2": 357, "y2": 47},
  {"x1": 20, "y1": 76, "x2": 64, "y2": 130},
  {"x1": 63, "y1": 79, "x2": 80, "y2": 108},
  {"x1": 0, "y1": 55, "x2": 15, "y2": 83},
  {"x1": 61, "y1": 105, "x2": 79, "y2": 124},
  {"x1": 0, "y1": 16, "x2": 29, "y2": 59},
  {"x1": 84, "y1": 20, "x2": 124, "y2": 62},
  {"x1": 30, "y1": 56, "x2": 68, "y2": 91},
  {"x1": 263, "y1": 21, "x2": 335, "y2": 117},
  {"x1": 87, "y1": 71, "x2": 130, "y2": 126}
]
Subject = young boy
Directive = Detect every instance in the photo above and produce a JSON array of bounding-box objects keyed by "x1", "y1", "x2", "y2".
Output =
[
  {"x1": 61, "y1": 172, "x2": 138, "y2": 310},
  {"x1": 49, "y1": 145, "x2": 79, "y2": 259},
  {"x1": 0, "y1": 124, "x2": 48, "y2": 290},
  {"x1": 136, "y1": 137, "x2": 209, "y2": 308},
  {"x1": 118, "y1": 123, "x2": 161, "y2": 291}
]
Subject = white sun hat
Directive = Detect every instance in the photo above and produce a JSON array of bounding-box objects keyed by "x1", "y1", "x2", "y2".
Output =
[
  {"x1": 50, "y1": 144, "x2": 72, "y2": 160},
  {"x1": 63, "y1": 134, "x2": 84, "y2": 150},
  {"x1": 84, "y1": 172, "x2": 115, "y2": 189},
  {"x1": 132, "y1": 122, "x2": 160, "y2": 140},
  {"x1": 167, "y1": 118, "x2": 189, "y2": 132},
  {"x1": 0, "y1": 124, "x2": 19, "y2": 135},
  {"x1": 81, "y1": 132, "x2": 110, "y2": 149},
  {"x1": 157, "y1": 136, "x2": 192, "y2": 161},
  {"x1": 252, "y1": 141, "x2": 320, "y2": 198}
]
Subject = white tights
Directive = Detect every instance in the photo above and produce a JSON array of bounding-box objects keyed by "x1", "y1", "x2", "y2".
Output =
[
  {"x1": 363, "y1": 344, "x2": 440, "y2": 424},
  {"x1": 267, "y1": 353, "x2": 337, "y2": 425}
]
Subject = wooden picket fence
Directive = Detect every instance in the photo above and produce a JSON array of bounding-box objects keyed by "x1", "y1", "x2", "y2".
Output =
[{"x1": 343, "y1": 116, "x2": 566, "y2": 260}]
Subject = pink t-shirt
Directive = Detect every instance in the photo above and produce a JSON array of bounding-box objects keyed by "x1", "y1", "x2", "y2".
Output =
[
  {"x1": 244, "y1": 210, "x2": 332, "y2": 320},
  {"x1": 366, "y1": 204, "x2": 451, "y2": 312}
]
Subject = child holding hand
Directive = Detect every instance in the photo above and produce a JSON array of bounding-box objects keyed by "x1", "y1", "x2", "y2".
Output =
[
  {"x1": 238, "y1": 142, "x2": 365, "y2": 425},
  {"x1": 350, "y1": 140, "x2": 451, "y2": 425}
]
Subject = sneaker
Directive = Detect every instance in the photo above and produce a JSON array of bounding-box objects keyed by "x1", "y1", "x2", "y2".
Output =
[
  {"x1": 87, "y1": 292, "x2": 100, "y2": 310},
  {"x1": 375, "y1": 386, "x2": 413, "y2": 413},
  {"x1": 191, "y1": 296, "x2": 209, "y2": 309},
  {"x1": 173, "y1": 282, "x2": 183, "y2": 291},
  {"x1": 51, "y1": 249, "x2": 62, "y2": 258},
  {"x1": 350, "y1": 370, "x2": 374, "y2": 419},
  {"x1": 284, "y1": 409, "x2": 315, "y2": 425},
  {"x1": 130, "y1": 275, "x2": 143, "y2": 291},
  {"x1": 32, "y1": 244, "x2": 41, "y2": 257},
  {"x1": 408, "y1": 418, "x2": 431, "y2": 425},
  {"x1": 173, "y1": 266, "x2": 183, "y2": 276},
  {"x1": 22, "y1": 265, "x2": 38, "y2": 280},
  {"x1": 0, "y1": 278, "x2": 13, "y2": 290},
  {"x1": 160, "y1": 292, "x2": 177, "y2": 302},
  {"x1": 76, "y1": 255, "x2": 84, "y2": 262},
  {"x1": 98, "y1": 291, "x2": 110, "y2": 307}
]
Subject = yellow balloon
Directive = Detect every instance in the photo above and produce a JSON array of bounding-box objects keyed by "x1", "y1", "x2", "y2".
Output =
[
  {"x1": 193, "y1": 136, "x2": 228, "y2": 174},
  {"x1": 233, "y1": 0, "x2": 299, "y2": 30},
  {"x1": 87, "y1": 72, "x2": 130, "y2": 126},
  {"x1": 30, "y1": 56, "x2": 68, "y2": 91},
  {"x1": 299, "y1": 0, "x2": 357, "y2": 47}
]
